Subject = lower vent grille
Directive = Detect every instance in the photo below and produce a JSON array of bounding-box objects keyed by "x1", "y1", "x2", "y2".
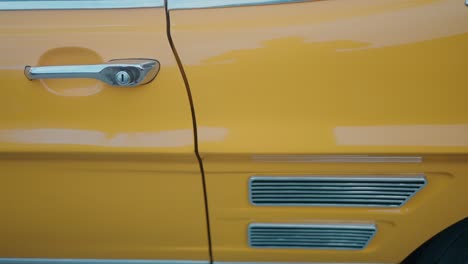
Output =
[
  {"x1": 249, "y1": 175, "x2": 426, "y2": 207},
  {"x1": 249, "y1": 223, "x2": 376, "y2": 250}
]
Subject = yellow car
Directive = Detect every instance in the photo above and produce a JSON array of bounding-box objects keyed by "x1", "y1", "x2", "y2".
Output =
[{"x1": 1, "y1": 0, "x2": 468, "y2": 263}]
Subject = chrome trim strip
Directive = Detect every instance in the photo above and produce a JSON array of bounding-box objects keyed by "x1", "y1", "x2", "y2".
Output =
[
  {"x1": 168, "y1": 0, "x2": 307, "y2": 10},
  {"x1": 213, "y1": 261, "x2": 395, "y2": 264},
  {"x1": 251, "y1": 155, "x2": 423, "y2": 163},
  {"x1": 248, "y1": 223, "x2": 377, "y2": 250},
  {"x1": 249, "y1": 175, "x2": 427, "y2": 207},
  {"x1": 250, "y1": 223, "x2": 376, "y2": 229},
  {"x1": 0, "y1": 0, "x2": 164, "y2": 10},
  {"x1": 0, "y1": 259, "x2": 208, "y2": 264}
]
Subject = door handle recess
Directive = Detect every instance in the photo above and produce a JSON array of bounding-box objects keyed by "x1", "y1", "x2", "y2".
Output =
[{"x1": 24, "y1": 59, "x2": 160, "y2": 87}]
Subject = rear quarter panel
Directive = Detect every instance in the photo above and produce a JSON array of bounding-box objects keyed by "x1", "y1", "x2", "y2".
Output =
[{"x1": 169, "y1": 0, "x2": 468, "y2": 262}]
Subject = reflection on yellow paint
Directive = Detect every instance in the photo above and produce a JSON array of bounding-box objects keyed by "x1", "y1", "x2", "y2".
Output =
[
  {"x1": 173, "y1": 0, "x2": 467, "y2": 64},
  {"x1": 0, "y1": 127, "x2": 229, "y2": 147},
  {"x1": 40, "y1": 79, "x2": 104, "y2": 97},
  {"x1": 335, "y1": 124, "x2": 468, "y2": 146},
  {"x1": 198, "y1": 126, "x2": 229, "y2": 142},
  {"x1": 172, "y1": 0, "x2": 468, "y2": 154},
  {"x1": 0, "y1": 129, "x2": 193, "y2": 147}
]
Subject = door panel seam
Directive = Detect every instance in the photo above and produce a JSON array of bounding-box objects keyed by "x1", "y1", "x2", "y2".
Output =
[{"x1": 164, "y1": 1, "x2": 213, "y2": 262}]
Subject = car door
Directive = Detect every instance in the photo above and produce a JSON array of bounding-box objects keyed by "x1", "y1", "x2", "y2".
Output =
[
  {"x1": 0, "y1": 1, "x2": 209, "y2": 263},
  {"x1": 167, "y1": 0, "x2": 468, "y2": 263}
]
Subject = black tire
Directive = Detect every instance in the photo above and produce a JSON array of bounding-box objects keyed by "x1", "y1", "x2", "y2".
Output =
[{"x1": 402, "y1": 218, "x2": 468, "y2": 264}]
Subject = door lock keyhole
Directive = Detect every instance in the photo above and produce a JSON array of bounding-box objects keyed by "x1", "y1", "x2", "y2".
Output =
[{"x1": 115, "y1": 71, "x2": 131, "y2": 86}]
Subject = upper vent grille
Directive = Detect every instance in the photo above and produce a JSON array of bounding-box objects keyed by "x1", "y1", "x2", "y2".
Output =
[
  {"x1": 249, "y1": 223, "x2": 376, "y2": 250},
  {"x1": 249, "y1": 176, "x2": 426, "y2": 207}
]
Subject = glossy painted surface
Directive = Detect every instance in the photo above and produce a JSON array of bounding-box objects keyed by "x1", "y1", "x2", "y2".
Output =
[
  {"x1": 0, "y1": 155, "x2": 209, "y2": 260},
  {"x1": 0, "y1": 8, "x2": 196, "y2": 153},
  {"x1": 169, "y1": 0, "x2": 468, "y2": 263},
  {"x1": 0, "y1": 8, "x2": 208, "y2": 260},
  {"x1": 170, "y1": 0, "x2": 468, "y2": 154},
  {"x1": 201, "y1": 154, "x2": 468, "y2": 263}
]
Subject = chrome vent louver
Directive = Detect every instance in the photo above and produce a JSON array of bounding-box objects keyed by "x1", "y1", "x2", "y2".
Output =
[
  {"x1": 249, "y1": 223, "x2": 376, "y2": 250},
  {"x1": 249, "y1": 175, "x2": 426, "y2": 207}
]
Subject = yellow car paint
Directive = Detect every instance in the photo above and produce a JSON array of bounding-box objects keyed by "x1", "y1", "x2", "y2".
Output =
[
  {"x1": 0, "y1": 8, "x2": 209, "y2": 260},
  {"x1": 1, "y1": 0, "x2": 467, "y2": 262},
  {"x1": 198, "y1": 154, "x2": 468, "y2": 263},
  {"x1": 169, "y1": 0, "x2": 468, "y2": 263},
  {"x1": 170, "y1": 0, "x2": 468, "y2": 154}
]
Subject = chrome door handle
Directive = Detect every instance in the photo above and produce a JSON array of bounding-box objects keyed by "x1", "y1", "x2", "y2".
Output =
[{"x1": 24, "y1": 59, "x2": 160, "y2": 87}]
